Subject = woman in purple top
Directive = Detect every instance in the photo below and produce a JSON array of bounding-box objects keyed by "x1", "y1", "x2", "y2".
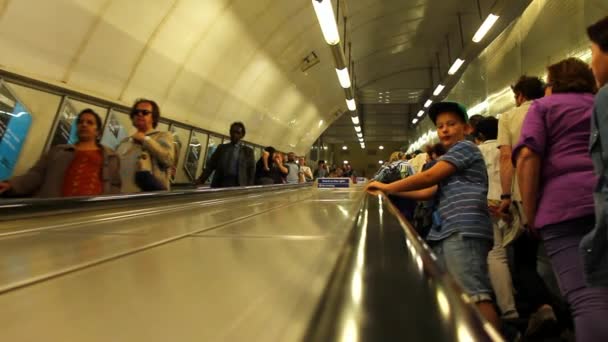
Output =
[{"x1": 514, "y1": 57, "x2": 608, "y2": 342}]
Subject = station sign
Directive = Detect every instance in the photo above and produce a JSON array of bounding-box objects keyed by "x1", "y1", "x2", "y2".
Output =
[{"x1": 318, "y1": 178, "x2": 350, "y2": 188}]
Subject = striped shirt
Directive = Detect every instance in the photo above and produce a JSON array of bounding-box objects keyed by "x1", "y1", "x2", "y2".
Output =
[{"x1": 426, "y1": 140, "x2": 493, "y2": 241}]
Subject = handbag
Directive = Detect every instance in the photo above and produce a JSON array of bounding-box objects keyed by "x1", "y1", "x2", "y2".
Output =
[{"x1": 135, "y1": 151, "x2": 166, "y2": 191}]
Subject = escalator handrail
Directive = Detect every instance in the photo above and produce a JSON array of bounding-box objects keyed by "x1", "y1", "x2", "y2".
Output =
[{"x1": 303, "y1": 191, "x2": 502, "y2": 342}]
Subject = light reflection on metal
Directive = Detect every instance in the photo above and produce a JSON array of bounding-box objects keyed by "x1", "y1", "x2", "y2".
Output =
[
  {"x1": 458, "y1": 324, "x2": 475, "y2": 342},
  {"x1": 340, "y1": 318, "x2": 358, "y2": 342},
  {"x1": 436, "y1": 287, "x2": 451, "y2": 319}
]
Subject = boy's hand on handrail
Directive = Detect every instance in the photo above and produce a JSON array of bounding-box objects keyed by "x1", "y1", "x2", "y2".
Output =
[{"x1": 364, "y1": 181, "x2": 387, "y2": 194}]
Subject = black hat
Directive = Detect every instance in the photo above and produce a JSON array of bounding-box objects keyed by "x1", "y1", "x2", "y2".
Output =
[{"x1": 428, "y1": 101, "x2": 468, "y2": 124}]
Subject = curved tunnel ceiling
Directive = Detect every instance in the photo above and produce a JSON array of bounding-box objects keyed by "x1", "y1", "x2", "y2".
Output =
[
  {"x1": 0, "y1": 0, "x2": 531, "y2": 153},
  {"x1": 0, "y1": 0, "x2": 348, "y2": 155},
  {"x1": 323, "y1": 0, "x2": 531, "y2": 145}
]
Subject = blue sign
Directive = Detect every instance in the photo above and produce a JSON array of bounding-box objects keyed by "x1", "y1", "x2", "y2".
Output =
[
  {"x1": 318, "y1": 178, "x2": 350, "y2": 188},
  {"x1": 0, "y1": 102, "x2": 32, "y2": 179}
]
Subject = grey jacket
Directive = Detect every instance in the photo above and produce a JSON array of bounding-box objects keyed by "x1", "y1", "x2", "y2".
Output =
[
  {"x1": 8, "y1": 144, "x2": 121, "y2": 198},
  {"x1": 581, "y1": 85, "x2": 608, "y2": 286},
  {"x1": 116, "y1": 130, "x2": 175, "y2": 193}
]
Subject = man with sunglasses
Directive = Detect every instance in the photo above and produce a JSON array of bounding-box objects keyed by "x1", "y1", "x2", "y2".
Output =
[
  {"x1": 116, "y1": 99, "x2": 175, "y2": 193},
  {"x1": 197, "y1": 122, "x2": 255, "y2": 188}
]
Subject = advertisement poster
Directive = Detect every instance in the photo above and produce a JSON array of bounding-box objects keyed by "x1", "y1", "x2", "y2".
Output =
[
  {"x1": 100, "y1": 110, "x2": 129, "y2": 150},
  {"x1": 184, "y1": 133, "x2": 201, "y2": 182},
  {"x1": 0, "y1": 82, "x2": 32, "y2": 180},
  {"x1": 49, "y1": 98, "x2": 78, "y2": 147}
]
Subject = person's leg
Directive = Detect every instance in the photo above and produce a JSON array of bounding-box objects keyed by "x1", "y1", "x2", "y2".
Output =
[
  {"x1": 442, "y1": 234, "x2": 500, "y2": 329},
  {"x1": 487, "y1": 218, "x2": 519, "y2": 319},
  {"x1": 542, "y1": 216, "x2": 608, "y2": 342},
  {"x1": 512, "y1": 233, "x2": 556, "y2": 312}
]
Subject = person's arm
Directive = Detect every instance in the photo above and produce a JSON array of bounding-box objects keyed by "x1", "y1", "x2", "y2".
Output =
[
  {"x1": 198, "y1": 146, "x2": 221, "y2": 184},
  {"x1": 275, "y1": 155, "x2": 288, "y2": 174},
  {"x1": 391, "y1": 185, "x2": 438, "y2": 201},
  {"x1": 366, "y1": 160, "x2": 456, "y2": 193},
  {"x1": 135, "y1": 132, "x2": 175, "y2": 168},
  {"x1": 498, "y1": 145, "x2": 514, "y2": 211},
  {"x1": 248, "y1": 148, "x2": 255, "y2": 185},
  {"x1": 1, "y1": 149, "x2": 51, "y2": 196},
  {"x1": 511, "y1": 100, "x2": 547, "y2": 229},
  {"x1": 516, "y1": 147, "x2": 541, "y2": 228},
  {"x1": 262, "y1": 151, "x2": 270, "y2": 171}
]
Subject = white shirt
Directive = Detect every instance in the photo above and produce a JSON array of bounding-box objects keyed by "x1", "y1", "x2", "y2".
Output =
[
  {"x1": 497, "y1": 101, "x2": 532, "y2": 201},
  {"x1": 477, "y1": 139, "x2": 501, "y2": 201}
]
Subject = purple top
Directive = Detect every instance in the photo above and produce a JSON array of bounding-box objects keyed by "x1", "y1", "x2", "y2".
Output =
[{"x1": 512, "y1": 93, "x2": 597, "y2": 229}]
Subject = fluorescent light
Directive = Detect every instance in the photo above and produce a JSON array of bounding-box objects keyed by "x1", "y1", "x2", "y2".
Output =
[
  {"x1": 356, "y1": 132, "x2": 363, "y2": 138},
  {"x1": 342, "y1": 146, "x2": 348, "y2": 150},
  {"x1": 412, "y1": 118, "x2": 419, "y2": 124},
  {"x1": 346, "y1": 98, "x2": 356, "y2": 111},
  {"x1": 468, "y1": 100, "x2": 489, "y2": 116},
  {"x1": 351, "y1": 116, "x2": 360, "y2": 125},
  {"x1": 424, "y1": 99, "x2": 432, "y2": 108},
  {"x1": 448, "y1": 58, "x2": 465, "y2": 75},
  {"x1": 379, "y1": 145, "x2": 384, "y2": 150},
  {"x1": 354, "y1": 125, "x2": 361, "y2": 133},
  {"x1": 433, "y1": 84, "x2": 445, "y2": 96},
  {"x1": 335, "y1": 67, "x2": 351, "y2": 88},
  {"x1": 343, "y1": 160, "x2": 349, "y2": 164},
  {"x1": 318, "y1": 119, "x2": 324, "y2": 127},
  {"x1": 378, "y1": 160, "x2": 384, "y2": 164},
  {"x1": 417, "y1": 110, "x2": 424, "y2": 117},
  {"x1": 472, "y1": 14, "x2": 499, "y2": 43},
  {"x1": 311, "y1": 0, "x2": 340, "y2": 45}
]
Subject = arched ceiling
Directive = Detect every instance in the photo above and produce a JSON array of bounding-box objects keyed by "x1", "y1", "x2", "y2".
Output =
[
  {"x1": 0, "y1": 0, "x2": 531, "y2": 153},
  {"x1": 323, "y1": 0, "x2": 531, "y2": 145}
]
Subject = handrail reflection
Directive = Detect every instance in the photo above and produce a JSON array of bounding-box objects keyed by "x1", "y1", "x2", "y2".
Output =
[
  {"x1": 0, "y1": 183, "x2": 312, "y2": 220},
  {"x1": 304, "y1": 192, "x2": 502, "y2": 342}
]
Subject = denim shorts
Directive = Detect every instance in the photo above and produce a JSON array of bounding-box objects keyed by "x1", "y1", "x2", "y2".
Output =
[{"x1": 431, "y1": 233, "x2": 493, "y2": 302}]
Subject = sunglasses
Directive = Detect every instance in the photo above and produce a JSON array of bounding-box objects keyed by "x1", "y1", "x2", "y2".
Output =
[{"x1": 132, "y1": 109, "x2": 152, "y2": 116}]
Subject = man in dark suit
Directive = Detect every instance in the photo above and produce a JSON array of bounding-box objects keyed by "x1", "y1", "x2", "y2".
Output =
[{"x1": 197, "y1": 122, "x2": 255, "y2": 188}]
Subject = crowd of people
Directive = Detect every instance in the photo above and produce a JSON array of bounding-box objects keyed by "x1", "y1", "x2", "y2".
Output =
[
  {"x1": 0, "y1": 98, "x2": 327, "y2": 197},
  {"x1": 366, "y1": 17, "x2": 608, "y2": 342}
]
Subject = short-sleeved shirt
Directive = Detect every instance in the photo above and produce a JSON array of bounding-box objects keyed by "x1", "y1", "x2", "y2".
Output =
[
  {"x1": 284, "y1": 162, "x2": 300, "y2": 184},
  {"x1": 512, "y1": 93, "x2": 596, "y2": 228},
  {"x1": 496, "y1": 101, "x2": 533, "y2": 201},
  {"x1": 426, "y1": 140, "x2": 492, "y2": 241}
]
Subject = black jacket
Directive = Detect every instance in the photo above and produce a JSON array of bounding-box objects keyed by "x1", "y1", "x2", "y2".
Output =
[{"x1": 199, "y1": 143, "x2": 255, "y2": 188}]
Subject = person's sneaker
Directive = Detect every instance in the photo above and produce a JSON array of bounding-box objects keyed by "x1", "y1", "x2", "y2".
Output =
[{"x1": 525, "y1": 305, "x2": 558, "y2": 337}]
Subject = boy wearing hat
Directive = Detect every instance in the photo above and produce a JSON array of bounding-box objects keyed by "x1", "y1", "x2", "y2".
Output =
[{"x1": 366, "y1": 102, "x2": 498, "y2": 327}]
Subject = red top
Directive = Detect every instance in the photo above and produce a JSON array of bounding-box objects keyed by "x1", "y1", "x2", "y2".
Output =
[{"x1": 62, "y1": 149, "x2": 104, "y2": 197}]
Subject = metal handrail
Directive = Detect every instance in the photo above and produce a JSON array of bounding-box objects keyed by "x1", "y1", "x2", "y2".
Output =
[
  {"x1": 304, "y1": 192, "x2": 503, "y2": 342},
  {"x1": 0, "y1": 183, "x2": 312, "y2": 221}
]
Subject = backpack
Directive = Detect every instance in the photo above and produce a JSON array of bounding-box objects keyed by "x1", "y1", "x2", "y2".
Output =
[{"x1": 373, "y1": 161, "x2": 413, "y2": 184}]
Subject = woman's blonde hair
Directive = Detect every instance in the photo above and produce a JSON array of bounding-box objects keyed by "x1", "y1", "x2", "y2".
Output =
[{"x1": 389, "y1": 151, "x2": 403, "y2": 163}]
